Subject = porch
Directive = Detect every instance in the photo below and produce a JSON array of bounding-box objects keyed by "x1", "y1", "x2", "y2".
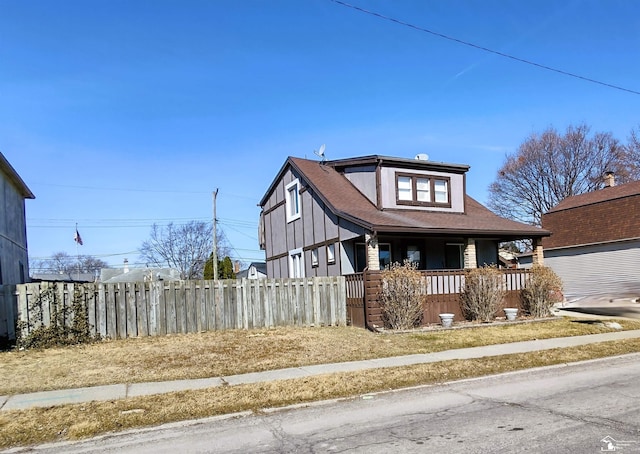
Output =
[
  {"x1": 343, "y1": 234, "x2": 544, "y2": 274},
  {"x1": 345, "y1": 268, "x2": 530, "y2": 329}
]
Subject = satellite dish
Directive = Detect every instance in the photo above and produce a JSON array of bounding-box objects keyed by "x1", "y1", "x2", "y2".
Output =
[
  {"x1": 415, "y1": 153, "x2": 429, "y2": 161},
  {"x1": 314, "y1": 144, "x2": 326, "y2": 162}
]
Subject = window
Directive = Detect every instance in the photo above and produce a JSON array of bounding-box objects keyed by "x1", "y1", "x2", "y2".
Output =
[
  {"x1": 355, "y1": 243, "x2": 391, "y2": 272},
  {"x1": 397, "y1": 176, "x2": 412, "y2": 201},
  {"x1": 396, "y1": 173, "x2": 451, "y2": 207},
  {"x1": 434, "y1": 179, "x2": 448, "y2": 203},
  {"x1": 416, "y1": 178, "x2": 430, "y2": 202},
  {"x1": 327, "y1": 243, "x2": 336, "y2": 264},
  {"x1": 285, "y1": 179, "x2": 301, "y2": 222},
  {"x1": 289, "y1": 249, "x2": 304, "y2": 278},
  {"x1": 445, "y1": 243, "x2": 464, "y2": 269},
  {"x1": 311, "y1": 248, "x2": 319, "y2": 267},
  {"x1": 379, "y1": 243, "x2": 391, "y2": 269},
  {"x1": 407, "y1": 246, "x2": 421, "y2": 267}
]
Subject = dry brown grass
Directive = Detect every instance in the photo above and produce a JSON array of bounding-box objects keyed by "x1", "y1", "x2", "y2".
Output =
[
  {"x1": 2, "y1": 318, "x2": 640, "y2": 396},
  {"x1": 2, "y1": 337, "x2": 640, "y2": 450}
]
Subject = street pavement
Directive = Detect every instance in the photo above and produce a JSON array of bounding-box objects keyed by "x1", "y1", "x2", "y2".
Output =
[{"x1": 11, "y1": 352, "x2": 640, "y2": 453}]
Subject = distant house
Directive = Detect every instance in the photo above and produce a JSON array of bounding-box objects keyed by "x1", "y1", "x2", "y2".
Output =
[
  {"x1": 542, "y1": 175, "x2": 640, "y2": 302},
  {"x1": 0, "y1": 152, "x2": 35, "y2": 339},
  {"x1": 258, "y1": 155, "x2": 549, "y2": 278},
  {"x1": 31, "y1": 272, "x2": 96, "y2": 283},
  {"x1": 100, "y1": 259, "x2": 181, "y2": 283},
  {"x1": 236, "y1": 262, "x2": 267, "y2": 280}
]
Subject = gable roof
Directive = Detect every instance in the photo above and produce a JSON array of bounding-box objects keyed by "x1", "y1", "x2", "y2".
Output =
[
  {"x1": 264, "y1": 156, "x2": 548, "y2": 238},
  {"x1": 546, "y1": 180, "x2": 640, "y2": 214},
  {"x1": 0, "y1": 152, "x2": 35, "y2": 199}
]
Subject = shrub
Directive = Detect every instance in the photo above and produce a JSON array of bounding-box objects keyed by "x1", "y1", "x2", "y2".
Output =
[
  {"x1": 17, "y1": 284, "x2": 100, "y2": 350},
  {"x1": 380, "y1": 260, "x2": 427, "y2": 330},
  {"x1": 521, "y1": 265, "x2": 563, "y2": 317},
  {"x1": 459, "y1": 265, "x2": 506, "y2": 322}
]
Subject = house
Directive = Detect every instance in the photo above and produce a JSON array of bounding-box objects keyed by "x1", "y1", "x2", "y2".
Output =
[
  {"x1": 236, "y1": 262, "x2": 267, "y2": 279},
  {"x1": 99, "y1": 259, "x2": 181, "y2": 283},
  {"x1": 542, "y1": 175, "x2": 640, "y2": 302},
  {"x1": 31, "y1": 272, "x2": 96, "y2": 283},
  {"x1": 0, "y1": 152, "x2": 35, "y2": 339},
  {"x1": 258, "y1": 155, "x2": 549, "y2": 278}
]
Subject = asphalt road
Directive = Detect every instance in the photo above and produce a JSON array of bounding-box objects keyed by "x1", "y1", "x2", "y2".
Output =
[{"x1": 15, "y1": 354, "x2": 640, "y2": 454}]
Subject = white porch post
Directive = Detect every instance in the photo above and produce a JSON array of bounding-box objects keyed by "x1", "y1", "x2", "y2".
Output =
[
  {"x1": 366, "y1": 233, "x2": 380, "y2": 271},
  {"x1": 532, "y1": 238, "x2": 544, "y2": 266},
  {"x1": 463, "y1": 238, "x2": 477, "y2": 269}
]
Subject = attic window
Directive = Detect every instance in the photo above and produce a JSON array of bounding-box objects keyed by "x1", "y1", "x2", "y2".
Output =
[
  {"x1": 285, "y1": 179, "x2": 301, "y2": 222},
  {"x1": 396, "y1": 173, "x2": 451, "y2": 207}
]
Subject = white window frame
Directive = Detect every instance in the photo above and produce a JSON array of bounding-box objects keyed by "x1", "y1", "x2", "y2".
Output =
[
  {"x1": 289, "y1": 248, "x2": 305, "y2": 278},
  {"x1": 397, "y1": 176, "x2": 413, "y2": 201},
  {"x1": 285, "y1": 179, "x2": 301, "y2": 222},
  {"x1": 327, "y1": 243, "x2": 336, "y2": 264},
  {"x1": 434, "y1": 179, "x2": 449, "y2": 204},
  {"x1": 311, "y1": 248, "x2": 319, "y2": 267}
]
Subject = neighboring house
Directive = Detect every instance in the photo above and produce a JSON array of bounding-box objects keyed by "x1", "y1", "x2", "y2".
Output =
[
  {"x1": 258, "y1": 155, "x2": 549, "y2": 278},
  {"x1": 31, "y1": 272, "x2": 96, "y2": 283},
  {"x1": 542, "y1": 176, "x2": 640, "y2": 302},
  {"x1": 0, "y1": 152, "x2": 35, "y2": 339},
  {"x1": 236, "y1": 262, "x2": 267, "y2": 279},
  {"x1": 100, "y1": 260, "x2": 181, "y2": 283}
]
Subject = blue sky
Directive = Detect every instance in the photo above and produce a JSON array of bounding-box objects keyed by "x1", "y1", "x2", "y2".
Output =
[{"x1": 1, "y1": 0, "x2": 638, "y2": 271}]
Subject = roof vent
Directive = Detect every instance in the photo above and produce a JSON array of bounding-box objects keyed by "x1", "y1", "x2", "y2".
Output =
[{"x1": 415, "y1": 153, "x2": 429, "y2": 161}]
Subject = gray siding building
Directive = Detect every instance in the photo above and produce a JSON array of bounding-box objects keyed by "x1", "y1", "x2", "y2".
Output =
[{"x1": 0, "y1": 152, "x2": 35, "y2": 339}]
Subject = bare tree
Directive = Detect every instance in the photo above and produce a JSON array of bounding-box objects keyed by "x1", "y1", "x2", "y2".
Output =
[
  {"x1": 625, "y1": 126, "x2": 640, "y2": 179},
  {"x1": 139, "y1": 221, "x2": 229, "y2": 280},
  {"x1": 488, "y1": 124, "x2": 633, "y2": 226},
  {"x1": 30, "y1": 252, "x2": 109, "y2": 276}
]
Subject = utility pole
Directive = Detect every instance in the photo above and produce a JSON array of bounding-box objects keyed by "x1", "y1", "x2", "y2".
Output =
[{"x1": 212, "y1": 189, "x2": 219, "y2": 280}]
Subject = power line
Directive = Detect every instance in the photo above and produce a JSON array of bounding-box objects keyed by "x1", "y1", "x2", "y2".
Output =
[
  {"x1": 329, "y1": 0, "x2": 640, "y2": 96},
  {"x1": 29, "y1": 183, "x2": 260, "y2": 200}
]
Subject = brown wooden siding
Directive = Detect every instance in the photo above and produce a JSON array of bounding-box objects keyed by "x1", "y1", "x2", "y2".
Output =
[{"x1": 347, "y1": 269, "x2": 530, "y2": 329}]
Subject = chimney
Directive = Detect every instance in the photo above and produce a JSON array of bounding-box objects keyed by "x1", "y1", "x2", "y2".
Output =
[
  {"x1": 604, "y1": 171, "x2": 616, "y2": 188},
  {"x1": 124, "y1": 258, "x2": 129, "y2": 273}
]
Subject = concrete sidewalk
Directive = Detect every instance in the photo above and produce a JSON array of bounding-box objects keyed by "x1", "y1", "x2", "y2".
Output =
[{"x1": 2, "y1": 329, "x2": 640, "y2": 412}]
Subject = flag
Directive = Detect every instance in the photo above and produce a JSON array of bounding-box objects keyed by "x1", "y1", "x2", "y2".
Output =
[{"x1": 74, "y1": 228, "x2": 83, "y2": 246}]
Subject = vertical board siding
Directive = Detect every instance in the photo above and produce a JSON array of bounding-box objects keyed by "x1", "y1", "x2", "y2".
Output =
[{"x1": 15, "y1": 277, "x2": 346, "y2": 339}]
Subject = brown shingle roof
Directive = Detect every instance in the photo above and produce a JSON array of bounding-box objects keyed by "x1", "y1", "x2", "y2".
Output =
[
  {"x1": 547, "y1": 180, "x2": 640, "y2": 213},
  {"x1": 288, "y1": 157, "x2": 548, "y2": 238}
]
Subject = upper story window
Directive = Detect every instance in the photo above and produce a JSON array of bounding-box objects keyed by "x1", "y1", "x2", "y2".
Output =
[
  {"x1": 396, "y1": 173, "x2": 451, "y2": 207},
  {"x1": 285, "y1": 179, "x2": 301, "y2": 222}
]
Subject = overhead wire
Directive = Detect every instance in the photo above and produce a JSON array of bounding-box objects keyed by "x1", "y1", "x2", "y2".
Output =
[{"x1": 329, "y1": 0, "x2": 640, "y2": 96}]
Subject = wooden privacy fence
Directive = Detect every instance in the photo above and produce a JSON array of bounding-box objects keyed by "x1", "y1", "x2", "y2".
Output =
[
  {"x1": 0, "y1": 285, "x2": 17, "y2": 340},
  {"x1": 16, "y1": 277, "x2": 347, "y2": 339}
]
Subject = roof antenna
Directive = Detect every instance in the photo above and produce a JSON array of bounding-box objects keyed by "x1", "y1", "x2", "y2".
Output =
[{"x1": 314, "y1": 144, "x2": 326, "y2": 163}]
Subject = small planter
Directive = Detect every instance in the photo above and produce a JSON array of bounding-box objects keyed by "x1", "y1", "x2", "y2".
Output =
[
  {"x1": 504, "y1": 308, "x2": 519, "y2": 321},
  {"x1": 439, "y1": 313, "x2": 455, "y2": 328}
]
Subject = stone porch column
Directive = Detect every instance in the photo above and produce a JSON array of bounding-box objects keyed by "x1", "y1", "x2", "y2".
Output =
[
  {"x1": 366, "y1": 233, "x2": 380, "y2": 271},
  {"x1": 463, "y1": 238, "x2": 477, "y2": 269},
  {"x1": 532, "y1": 238, "x2": 544, "y2": 266}
]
